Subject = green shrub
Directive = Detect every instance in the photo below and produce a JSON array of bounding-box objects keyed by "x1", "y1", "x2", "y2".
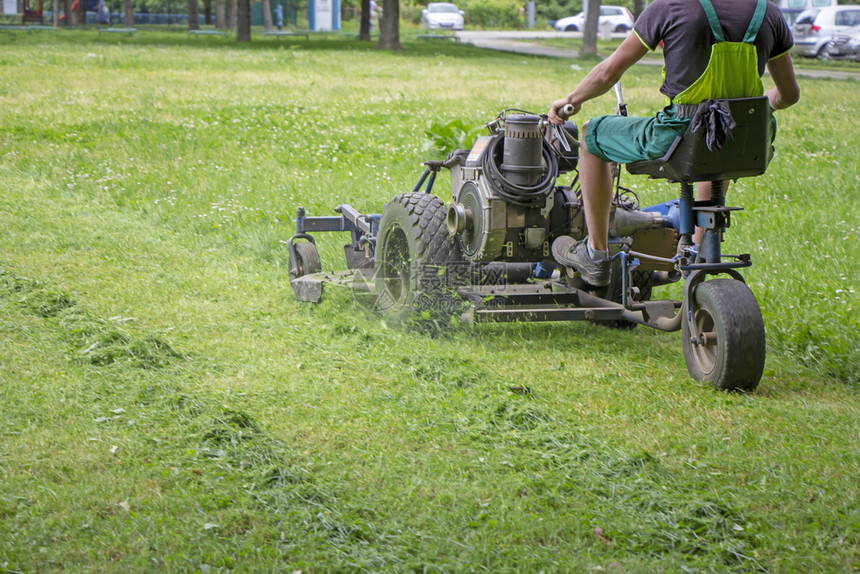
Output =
[
  {"x1": 463, "y1": 0, "x2": 523, "y2": 28},
  {"x1": 423, "y1": 118, "x2": 484, "y2": 155}
]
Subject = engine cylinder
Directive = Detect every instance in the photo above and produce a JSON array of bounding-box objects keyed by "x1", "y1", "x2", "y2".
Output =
[{"x1": 501, "y1": 115, "x2": 543, "y2": 187}]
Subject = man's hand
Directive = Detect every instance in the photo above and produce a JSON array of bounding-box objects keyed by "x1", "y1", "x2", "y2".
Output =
[
  {"x1": 547, "y1": 34, "x2": 649, "y2": 125},
  {"x1": 548, "y1": 99, "x2": 579, "y2": 125}
]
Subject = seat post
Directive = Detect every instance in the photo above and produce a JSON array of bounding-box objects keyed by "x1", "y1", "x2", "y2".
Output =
[
  {"x1": 696, "y1": 179, "x2": 727, "y2": 264},
  {"x1": 679, "y1": 182, "x2": 695, "y2": 249}
]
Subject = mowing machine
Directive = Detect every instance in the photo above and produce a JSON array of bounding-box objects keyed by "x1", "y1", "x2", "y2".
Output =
[{"x1": 286, "y1": 85, "x2": 774, "y2": 392}]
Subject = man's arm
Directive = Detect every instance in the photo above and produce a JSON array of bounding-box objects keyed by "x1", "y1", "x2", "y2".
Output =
[
  {"x1": 765, "y1": 52, "x2": 800, "y2": 110},
  {"x1": 548, "y1": 34, "x2": 650, "y2": 125}
]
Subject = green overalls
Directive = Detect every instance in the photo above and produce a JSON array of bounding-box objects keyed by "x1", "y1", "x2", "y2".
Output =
[
  {"x1": 673, "y1": 0, "x2": 766, "y2": 108},
  {"x1": 584, "y1": 0, "x2": 767, "y2": 164}
]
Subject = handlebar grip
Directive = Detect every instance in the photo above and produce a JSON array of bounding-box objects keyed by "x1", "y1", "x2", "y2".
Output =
[{"x1": 561, "y1": 104, "x2": 576, "y2": 117}]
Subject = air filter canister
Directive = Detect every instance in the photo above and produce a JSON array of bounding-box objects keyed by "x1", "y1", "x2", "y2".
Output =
[{"x1": 501, "y1": 114, "x2": 543, "y2": 187}]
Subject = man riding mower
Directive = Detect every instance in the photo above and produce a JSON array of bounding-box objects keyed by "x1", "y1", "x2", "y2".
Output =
[{"x1": 286, "y1": 0, "x2": 799, "y2": 393}]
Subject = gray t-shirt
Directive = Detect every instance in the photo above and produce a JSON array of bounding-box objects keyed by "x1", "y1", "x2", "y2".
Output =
[{"x1": 634, "y1": 0, "x2": 794, "y2": 99}]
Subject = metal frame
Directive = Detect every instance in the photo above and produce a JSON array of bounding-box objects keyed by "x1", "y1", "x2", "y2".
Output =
[{"x1": 285, "y1": 184, "x2": 751, "y2": 332}]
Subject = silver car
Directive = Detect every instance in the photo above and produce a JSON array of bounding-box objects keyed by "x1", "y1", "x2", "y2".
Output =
[
  {"x1": 792, "y1": 5, "x2": 860, "y2": 58},
  {"x1": 826, "y1": 24, "x2": 860, "y2": 61},
  {"x1": 553, "y1": 5, "x2": 635, "y2": 33},
  {"x1": 421, "y1": 3, "x2": 465, "y2": 31}
]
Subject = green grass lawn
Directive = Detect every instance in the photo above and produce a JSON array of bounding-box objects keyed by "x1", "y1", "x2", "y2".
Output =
[{"x1": 0, "y1": 30, "x2": 858, "y2": 572}]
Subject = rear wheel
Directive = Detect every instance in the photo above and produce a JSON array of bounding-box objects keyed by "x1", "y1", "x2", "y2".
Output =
[
  {"x1": 681, "y1": 279, "x2": 765, "y2": 392},
  {"x1": 375, "y1": 192, "x2": 464, "y2": 328}
]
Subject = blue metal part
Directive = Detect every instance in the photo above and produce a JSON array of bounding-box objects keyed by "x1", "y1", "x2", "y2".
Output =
[
  {"x1": 642, "y1": 199, "x2": 681, "y2": 231},
  {"x1": 292, "y1": 204, "x2": 383, "y2": 260},
  {"x1": 679, "y1": 196, "x2": 694, "y2": 237},
  {"x1": 698, "y1": 228, "x2": 720, "y2": 263},
  {"x1": 412, "y1": 168, "x2": 437, "y2": 194},
  {"x1": 412, "y1": 169, "x2": 430, "y2": 193},
  {"x1": 618, "y1": 251, "x2": 629, "y2": 306},
  {"x1": 533, "y1": 262, "x2": 555, "y2": 279},
  {"x1": 425, "y1": 172, "x2": 437, "y2": 193},
  {"x1": 613, "y1": 250, "x2": 641, "y2": 308}
]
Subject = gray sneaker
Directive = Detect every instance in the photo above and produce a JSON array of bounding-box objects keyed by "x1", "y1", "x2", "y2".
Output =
[{"x1": 551, "y1": 236, "x2": 611, "y2": 287}]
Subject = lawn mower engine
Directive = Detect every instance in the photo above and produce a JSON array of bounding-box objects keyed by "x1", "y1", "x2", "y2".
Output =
[{"x1": 445, "y1": 113, "x2": 666, "y2": 267}]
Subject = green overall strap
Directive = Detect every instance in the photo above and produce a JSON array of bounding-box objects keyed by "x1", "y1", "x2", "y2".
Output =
[
  {"x1": 697, "y1": 0, "x2": 725, "y2": 43},
  {"x1": 743, "y1": 0, "x2": 767, "y2": 43},
  {"x1": 698, "y1": 0, "x2": 766, "y2": 44}
]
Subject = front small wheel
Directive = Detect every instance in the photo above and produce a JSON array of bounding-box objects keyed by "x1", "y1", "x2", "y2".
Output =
[
  {"x1": 290, "y1": 241, "x2": 321, "y2": 278},
  {"x1": 681, "y1": 279, "x2": 765, "y2": 392}
]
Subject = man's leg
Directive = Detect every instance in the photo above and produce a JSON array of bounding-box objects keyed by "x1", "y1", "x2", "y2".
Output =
[
  {"x1": 579, "y1": 122, "x2": 613, "y2": 252},
  {"x1": 551, "y1": 122, "x2": 613, "y2": 287}
]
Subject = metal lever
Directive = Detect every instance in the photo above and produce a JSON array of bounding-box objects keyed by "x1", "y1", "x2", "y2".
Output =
[{"x1": 613, "y1": 82, "x2": 628, "y2": 117}]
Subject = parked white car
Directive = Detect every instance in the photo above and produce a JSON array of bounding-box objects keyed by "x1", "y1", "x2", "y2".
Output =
[
  {"x1": 421, "y1": 3, "x2": 465, "y2": 31},
  {"x1": 553, "y1": 5, "x2": 634, "y2": 33},
  {"x1": 792, "y1": 5, "x2": 860, "y2": 58},
  {"x1": 826, "y1": 24, "x2": 860, "y2": 61}
]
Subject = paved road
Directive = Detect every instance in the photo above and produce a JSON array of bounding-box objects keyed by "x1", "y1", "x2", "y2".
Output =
[{"x1": 454, "y1": 30, "x2": 860, "y2": 81}]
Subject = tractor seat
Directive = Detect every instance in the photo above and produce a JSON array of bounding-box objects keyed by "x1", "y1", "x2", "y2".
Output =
[{"x1": 626, "y1": 96, "x2": 774, "y2": 183}]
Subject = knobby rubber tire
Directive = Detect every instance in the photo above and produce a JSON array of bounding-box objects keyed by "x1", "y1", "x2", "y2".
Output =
[
  {"x1": 681, "y1": 279, "x2": 766, "y2": 392},
  {"x1": 374, "y1": 192, "x2": 464, "y2": 329}
]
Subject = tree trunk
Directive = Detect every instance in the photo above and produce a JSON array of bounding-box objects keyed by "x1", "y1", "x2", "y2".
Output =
[
  {"x1": 73, "y1": 0, "x2": 84, "y2": 25},
  {"x1": 226, "y1": 0, "x2": 236, "y2": 30},
  {"x1": 358, "y1": 0, "x2": 370, "y2": 41},
  {"x1": 376, "y1": 0, "x2": 400, "y2": 50},
  {"x1": 188, "y1": 0, "x2": 199, "y2": 29},
  {"x1": 52, "y1": 0, "x2": 59, "y2": 25},
  {"x1": 633, "y1": 0, "x2": 643, "y2": 19},
  {"x1": 582, "y1": 0, "x2": 600, "y2": 57},
  {"x1": 236, "y1": 0, "x2": 250, "y2": 40},
  {"x1": 123, "y1": 0, "x2": 133, "y2": 25},
  {"x1": 261, "y1": 0, "x2": 272, "y2": 30},
  {"x1": 215, "y1": 0, "x2": 224, "y2": 28},
  {"x1": 204, "y1": 0, "x2": 212, "y2": 23}
]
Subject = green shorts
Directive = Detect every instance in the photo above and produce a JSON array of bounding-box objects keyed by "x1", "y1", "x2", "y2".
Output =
[{"x1": 584, "y1": 105, "x2": 690, "y2": 164}]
